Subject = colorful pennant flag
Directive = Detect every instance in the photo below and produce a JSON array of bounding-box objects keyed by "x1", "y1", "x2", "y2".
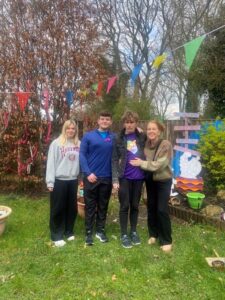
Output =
[
  {"x1": 152, "y1": 53, "x2": 167, "y2": 68},
  {"x1": 106, "y1": 76, "x2": 117, "y2": 94},
  {"x1": 65, "y1": 90, "x2": 74, "y2": 107},
  {"x1": 80, "y1": 90, "x2": 88, "y2": 97},
  {"x1": 43, "y1": 89, "x2": 49, "y2": 110},
  {"x1": 91, "y1": 83, "x2": 98, "y2": 91},
  {"x1": 96, "y1": 82, "x2": 103, "y2": 96},
  {"x1": 130, "y1": 64, "x2": 143, "y2": 85},
  {"x1": 184, "y1": 35, "x2": 206, "y2": 69},
  {"x1": 16, "y1": 92, "x2": 31, "y2": 111}
]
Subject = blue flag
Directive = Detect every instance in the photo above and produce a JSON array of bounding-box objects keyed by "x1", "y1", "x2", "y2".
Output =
[
  {"x1": 66, "y1": 90, "x2": 74, "y2": 107},
  {"x1": 130, "y1": 64, "x2": 142, "y2": 85}
]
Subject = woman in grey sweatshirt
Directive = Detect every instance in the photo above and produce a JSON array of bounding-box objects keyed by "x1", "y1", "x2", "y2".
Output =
[{"x1": 46, "y1": 119, "x2": 80, "y2": 247}]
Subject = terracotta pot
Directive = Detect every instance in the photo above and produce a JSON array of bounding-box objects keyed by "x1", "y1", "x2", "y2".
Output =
[
  {"x1": 0, "y1": 206, "x2": 12, "y2": 236},
  {"x1": 77, "y1": 197, "x2": 85, "y2": 218}
]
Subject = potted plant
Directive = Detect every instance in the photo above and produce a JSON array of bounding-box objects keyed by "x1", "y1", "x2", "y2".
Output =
[{"x1": 0, "y1": 206, "x2": 12, "y2": 236}]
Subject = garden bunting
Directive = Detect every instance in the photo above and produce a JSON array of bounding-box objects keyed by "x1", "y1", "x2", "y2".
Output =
[
  {"x1": 91, "y1": 83, "x2": 98, "y2": 91},
  {"x1": 65, "y1": 90, "x2": 74, "y2": 106},
  {"x1": 16, "y1": 92, "x2": 31, "y2": 111},
  {"x1": 43, "y1": 89, "x2": 49, "y2": 110},
  {"x1": 152, "y1": 53, "x2": 167, "y2": 68},
  {"x1": 96, "y1": 81, "x2": 103, "y2": 96},
  {"x1": 106, "y1": 76, "x2": 117, "y2": 94},
  {"x1": 130, "y1": 64, "x2": 142, "y2": 85},
  {"x1": 184, "y1": 35, "x2": 206, "y2": 69}
]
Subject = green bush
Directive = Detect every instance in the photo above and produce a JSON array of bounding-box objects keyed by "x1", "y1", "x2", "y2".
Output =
[{"x1": 198, "y1": 120, "x2": 225, "y2": 192}]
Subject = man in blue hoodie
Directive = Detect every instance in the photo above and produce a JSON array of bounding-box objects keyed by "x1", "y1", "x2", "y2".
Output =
[{"x1": 80, "y1": 111, "x2": 114, "y2": 245}]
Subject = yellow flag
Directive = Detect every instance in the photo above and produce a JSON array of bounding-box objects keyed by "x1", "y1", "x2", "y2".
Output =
[{"x1": 152, "y1": 53, "x2": 167, "y2": 68}]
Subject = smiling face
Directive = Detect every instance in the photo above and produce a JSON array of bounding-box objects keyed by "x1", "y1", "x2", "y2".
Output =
[
  {"x1": 66, "y1": 124, "x2": 76, "y2": 139},
  {"x1": 97, "y1": 116, "x2": 112, "y2": 131},
  {"x1": 146, "y1": 122, "x2": 161, "y2": 142}
]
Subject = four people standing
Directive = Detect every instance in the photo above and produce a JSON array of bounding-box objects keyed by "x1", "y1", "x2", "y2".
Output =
[{"x1": 46, "y1": 114, "x2": 173, "y2": 252}]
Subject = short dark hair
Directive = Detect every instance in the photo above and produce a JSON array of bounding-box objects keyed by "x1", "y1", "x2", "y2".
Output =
[
  {"x1": 98, "y1": 111, "x2": 112, "y2": 118},
  {"x1": 121, "y1": 110, "x2": 139, "y2": 123}
]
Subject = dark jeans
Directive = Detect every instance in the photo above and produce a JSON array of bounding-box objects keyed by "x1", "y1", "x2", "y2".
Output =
[
  {"x1": 145, "y1": 175, "x2": 172, "y2": 245},
  {"x1": 118, "y1": 178, "x2": 144, "y2": 235},
  {"x1": 50, "y1": 179, "x2": 78, "y2": 241},
  {"x1": 84, "y1": 177, "x2": 112, "y2": 234}
]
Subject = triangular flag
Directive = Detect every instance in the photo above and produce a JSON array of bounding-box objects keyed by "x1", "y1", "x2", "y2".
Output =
[
  {"x1": 184, "y1": 35, "x2": 206, "y2": 69},
  {"x1": 16, "y1": 92, "x2": 30, "y2": 111},
  {"x1": 91, "y1": 83, "x2": 98, "y2": 91},
  {"x1": 152, "y1": 53, "x2": 167, "y2": 68},
  {"x1": 43, "y1": 89, "x2": 49, "y2": 110},
  {"x1": 96, "y1": 82, "x2": 103, "y2": 96},
  {"x1": 106, "y1": 76, "x2": 117, "y2": 94},
  {"x1": 80, "y1": 89, "x2": 88, "y2": 97},
  {"x1": 130, "y1": 64, "x2": 143, "y2": 85},
  {"x1": 65, "y1": 90, "x2": 74, "y2": 106}
]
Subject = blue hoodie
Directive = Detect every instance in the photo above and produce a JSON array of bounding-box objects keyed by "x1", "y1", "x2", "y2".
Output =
[{"x1": 80, "y1": 129, "x2": 115, "y2": 178}]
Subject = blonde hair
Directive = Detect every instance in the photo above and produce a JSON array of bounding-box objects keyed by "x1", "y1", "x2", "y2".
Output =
[
  {"x1": 59, "y1": 119, "x2": 79, "y2": 146},
  {"x1": 147, "y1": 120, "x2": 165, "y2": 133}
]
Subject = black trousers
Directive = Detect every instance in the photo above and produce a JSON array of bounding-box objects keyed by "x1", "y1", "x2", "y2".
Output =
[
  {"x1": 145, "y1": 175, "x2": 172, "y2": 245},
  {"x1": 84, "y1": 177, "x2": 112, "y2": 234},
  {"x1": 50, "y1": 179, "x2": 78, "y2": 241},
  {"x1": 118, "y1": 178, "x2": 144, "y2": 235}
]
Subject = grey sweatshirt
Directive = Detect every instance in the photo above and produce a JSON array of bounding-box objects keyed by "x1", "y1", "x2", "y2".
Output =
[{"x1": 46, "y1": 138, "x2": 80, "y2": 188}]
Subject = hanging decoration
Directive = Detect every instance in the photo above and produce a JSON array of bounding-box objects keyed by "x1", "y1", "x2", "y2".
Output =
[
  {"x1": 130, "y1": 64, "x2": 143, "y2": 85},
  {"x1": 152, "y1": 53, "x2": 167, "y2": 68},
  {"x1": 106, "y1": 76, "x2": 117, "y2": 94},
  {"x1": 16, "y1": 92, "x2": 31, "y2": 111},
  {"x1": 184, "y1": 35, "x2": 206, "y2": 69},
  {"x1": 65, "y1": 90, "x2": 74, "y2": 107},
  {"x1": 42, "y1": 88, "x2": 51, "y2": 144},
  {"x1": 96, "y1": 81, "x2": 103, "y2": 96},
  {"x1": 91, "y1": 83, "x2": 98, "y2": 91}
]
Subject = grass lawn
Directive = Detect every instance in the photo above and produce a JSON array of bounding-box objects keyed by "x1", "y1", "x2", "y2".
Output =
[{"x1": 0, "y1": 194, "x2": 225, "y2": 300}]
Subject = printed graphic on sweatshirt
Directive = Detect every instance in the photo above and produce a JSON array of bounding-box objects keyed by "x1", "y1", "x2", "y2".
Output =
[
  {"x1": 60, "y1": 146, "x2": 79, "y2": 158},
  {"x1": 127, "y1": 140, "x2": 138, "y2": 154}
]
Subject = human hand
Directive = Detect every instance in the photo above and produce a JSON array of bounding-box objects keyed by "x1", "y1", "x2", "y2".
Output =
[
  {"x1": 129, "y1": 158, "x2": 143, "y2": 166},
  {"x1": 113, "y1": 183, "x2": 119, "y2": 190},
  {"x1": 48, "y1": 187, "x2": 53, "y2": 192},
  {"x1": 87, "y1": 173, "x2": 97, "y2": 183},
  {"x1": 137, "y1": 126, "x2": 143, "y2": 133}
]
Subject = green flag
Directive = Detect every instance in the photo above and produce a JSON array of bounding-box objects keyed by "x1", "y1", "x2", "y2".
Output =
[
  {"x1": 184, "y1": 35, "x2": 206, "y2": 69},
  {"x1": 91, "y1": 83, "x2": 98, "y2": 91}
]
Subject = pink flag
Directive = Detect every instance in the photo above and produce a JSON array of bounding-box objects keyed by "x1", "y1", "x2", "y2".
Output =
[
  {"x1": 43, "y1": 89, "x2": 49, "y2": 110},
  {"x1": 106, "y1": 76, "x2": 117, "y2": 94}
]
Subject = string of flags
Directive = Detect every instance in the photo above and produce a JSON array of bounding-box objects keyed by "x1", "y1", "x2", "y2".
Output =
[{"x1": 1, "y1": 24, "x2": 225, "y2": 111}]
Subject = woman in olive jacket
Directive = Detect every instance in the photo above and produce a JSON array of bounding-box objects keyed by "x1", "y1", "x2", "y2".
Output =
[{"x1": 130, "y1": 120, "x2": 173, "y2": 252}]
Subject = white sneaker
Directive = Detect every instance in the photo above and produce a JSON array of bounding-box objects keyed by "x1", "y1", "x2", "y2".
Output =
[
  {"x1": 53, "y1": 240, "x2": 66, "y2": 247},
  {"x1": 67, "y1": 235, "x2": 75, "y2": 241}
]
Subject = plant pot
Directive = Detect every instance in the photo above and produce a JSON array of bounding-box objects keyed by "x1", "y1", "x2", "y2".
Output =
[
  {"x1": 187, "y1": 192, "x2": 205, "y2": 209},
  {"x1": 77, "y1": 197, "x2": 85, "y2": 218},
  {"x1": 0, "y1": 206, "x2": 12, "y2": 236}
]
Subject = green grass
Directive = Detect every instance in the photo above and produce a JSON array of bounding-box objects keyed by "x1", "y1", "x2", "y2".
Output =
[{"x1": 1, "y1": 194, "x2": 225, "y2": 300}]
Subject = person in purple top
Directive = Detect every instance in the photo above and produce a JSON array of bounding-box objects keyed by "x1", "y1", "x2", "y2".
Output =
[
  {"x1": 112, "y1": 111, "x2": 146, "y2": 248},
  {"x1": 80, "y1": 111, "x2": 115, "y2": 246}
]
